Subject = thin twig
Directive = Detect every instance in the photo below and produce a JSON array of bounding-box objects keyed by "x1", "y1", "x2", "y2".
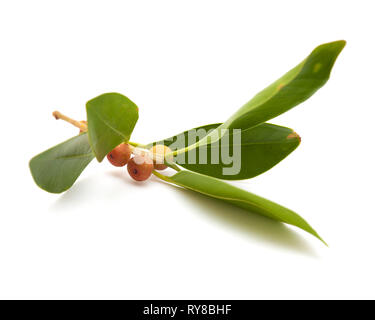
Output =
[{"x1": 52, "y1": 111, "x2": 87, "y2": 132}]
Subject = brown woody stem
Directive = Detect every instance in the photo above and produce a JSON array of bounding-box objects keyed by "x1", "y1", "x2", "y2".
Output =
[{"x1": 52, "y1": 111, "x2": 87, "y2": 132}]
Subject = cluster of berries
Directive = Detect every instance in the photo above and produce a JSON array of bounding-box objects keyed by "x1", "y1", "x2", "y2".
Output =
[
  {"x1": 107, "y1": 143, "x2": 172, "y2": 181},
  {"x1": 51, "y1": 112, "x2": 174, "y2": 182}
]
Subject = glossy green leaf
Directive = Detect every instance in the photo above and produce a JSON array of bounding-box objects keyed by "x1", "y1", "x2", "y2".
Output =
[
  {"x1": 193, "y1": 40, "x2": 345, "y2": 148},
  {"x1": 29, "y1": 133, "x2": 94, "y2": 193},
  {"x1": 148, "y1": 123, "x2": 220, "y2": 150},
  {"x1": 160, "y1": 170, "x2": 325, "y2": 244},
  {"x1": 149, "y1": 123, "x2": 300, "y2": 180},
  {"x1": 86, "y1": 92, "x2": 139, "y2": 162}
]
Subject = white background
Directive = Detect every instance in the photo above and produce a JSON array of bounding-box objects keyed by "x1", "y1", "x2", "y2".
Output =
[{"x1": 0, "y1": 0, "x2": 374, "y2": 299}]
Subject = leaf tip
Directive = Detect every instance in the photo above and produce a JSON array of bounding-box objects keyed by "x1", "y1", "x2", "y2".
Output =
[
  {"x1": 318, "y1": 39, "x2": 346, "y2": 51},
  {"x1": 335, "y1": 39, "x2": 347, "y2": 49},
  {"x1": 287, "y1": 131, "x2": 301, "y2": 143},
  {"x1": 309, "y1": 229, "x2": 328, "y2": 246},
  {"x1": 318, "y1": 236, "x2": 328, "y2": 247}
]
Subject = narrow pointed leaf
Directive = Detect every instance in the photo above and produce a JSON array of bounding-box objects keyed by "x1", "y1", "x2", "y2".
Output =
[
  {"x1": 149, "y1": 123, "x2": 300, "y2": 180},
  {"x1": 162, "y1": 170, "x2": 325, "y2": 244},
  {"x1": 86, "y1": 92, "x2": 139, "y2": 162},
  {"x1": 194, "y1": 40, "x2": 345, "y2": 148},
  {"x1": 29, "y1": 133, "x2": 94, "y2": 193}
]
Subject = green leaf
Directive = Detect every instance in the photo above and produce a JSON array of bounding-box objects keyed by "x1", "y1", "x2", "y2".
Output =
[
  {"x1": 29, "y1": 133, "x2": 94, "y2": 193},
  {"x1": 148, "y1": 123, "x2": 221, "y2": 150},
  {"x1": 193, "y1": 40, "x2": 346, "y2": 148},
  {"x1": 159, "y1": 170, "x2": 325, "y2": 244},
  {"x1": 149, "y1": 123, "x2": 300, "y2": 180},
  {"x1": 86, "y1": 92, "x2": 139, "y2": 162}
]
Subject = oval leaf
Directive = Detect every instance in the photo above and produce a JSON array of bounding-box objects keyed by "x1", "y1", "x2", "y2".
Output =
[
  {"x1": 86, "y1": 92, "x2": 139, "y2": 162},
  {"x1": 29, "y1": 133, "x2": 94, "y2": 193},
  {"x1": 161, "y1": 170, "x2": 325, "y2": 244},
  {"x1": 149, "y1": 123, "x2": 300, "y2": 180},
  {"x1": 192, "y1": 40, "x2": 345, "y2": 149},
  {"x1": 226, "y1": 40, "x2": 346, "y2": 130}
]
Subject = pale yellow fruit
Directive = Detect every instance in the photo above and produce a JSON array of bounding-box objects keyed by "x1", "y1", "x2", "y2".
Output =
[{"x1": 149, "y1": 145, "x2": 173, "y2": 170}]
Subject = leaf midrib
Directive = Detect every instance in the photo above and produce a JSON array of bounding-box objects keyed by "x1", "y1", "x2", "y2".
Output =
[
  {"x1": 184, "y1": 139, "x2": 297, "y2": 149},
  {"x1": 91, "y1": 107, "x2": 128, "y2": 139}
]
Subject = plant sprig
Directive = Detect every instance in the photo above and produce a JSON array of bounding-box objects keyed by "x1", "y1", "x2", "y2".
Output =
[{"x1": 29, "y1": 40, "x2": 346, "y2": 245}]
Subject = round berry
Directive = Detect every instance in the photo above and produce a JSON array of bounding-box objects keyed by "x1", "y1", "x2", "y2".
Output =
[
  {"x1": 127, "y1": 155, "x2": 154, "y2": 181},
  {"x1": 107, "y1": 143, "x2": 132, "y2": 167},
  {"x1": 149, "y1": 145, "x2": 173, "y2": 170}
]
